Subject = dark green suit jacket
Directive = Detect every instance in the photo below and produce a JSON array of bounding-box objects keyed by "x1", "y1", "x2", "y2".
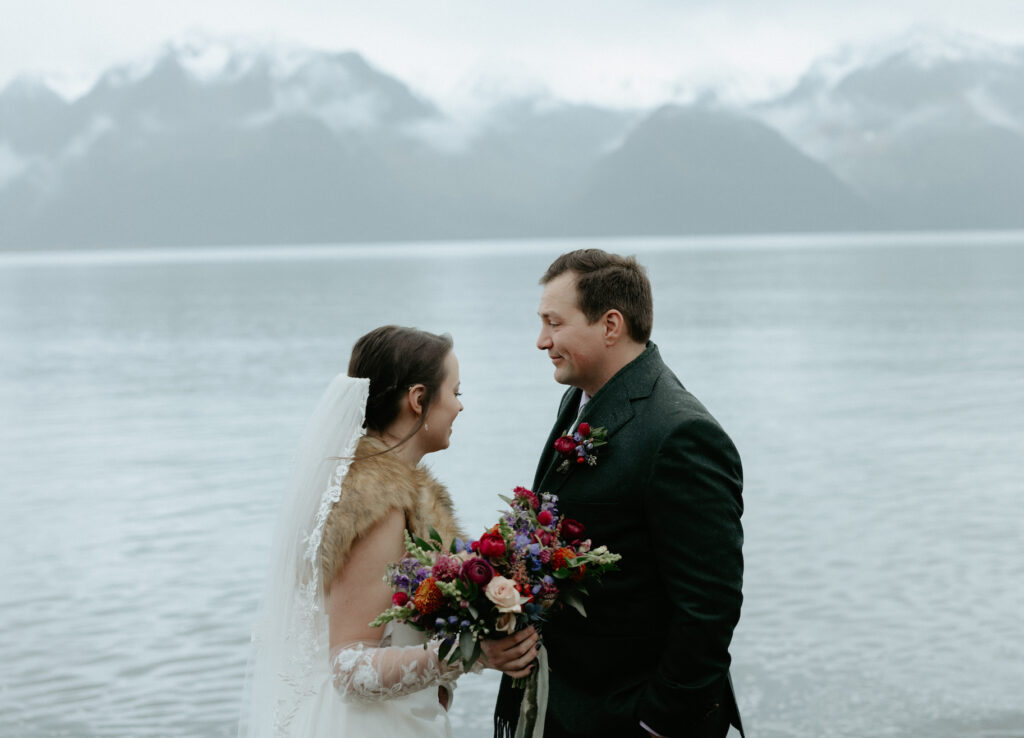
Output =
[{"x1": 499, "y1": 343, "x2": 744, "y2": 738}]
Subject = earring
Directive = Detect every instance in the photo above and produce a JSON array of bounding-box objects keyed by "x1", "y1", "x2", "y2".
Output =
[{"x1": 424, "y1": 422, "x2": 429, "y2": 431}]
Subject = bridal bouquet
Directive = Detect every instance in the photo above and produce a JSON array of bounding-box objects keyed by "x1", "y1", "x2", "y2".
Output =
[{"x1": 370, "y1": 487, "x2": 621, "y2": 671}]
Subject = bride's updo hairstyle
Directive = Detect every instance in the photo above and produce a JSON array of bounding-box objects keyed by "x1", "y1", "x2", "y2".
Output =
[{"x1": 348, "y1": 325, "x2": 454, "y2": 446}]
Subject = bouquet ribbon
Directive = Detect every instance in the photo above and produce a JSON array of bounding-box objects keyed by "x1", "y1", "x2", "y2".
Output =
[{"x1": 515, "y1": 644, "x2": 549, "y2": 738}]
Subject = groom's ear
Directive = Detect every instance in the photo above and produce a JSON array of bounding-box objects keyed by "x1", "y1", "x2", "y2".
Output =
[{"x1": 601, "y1": 310, "x2": 626, "y2": 346}]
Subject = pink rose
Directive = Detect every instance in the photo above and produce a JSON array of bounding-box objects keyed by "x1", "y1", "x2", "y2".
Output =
[
  {"x1": 537, "y1": 510, "x2": 553, "y2": 526},
  {"x1": 392, "y1": 592, "x2": 409, "y2": 607},
  {"x1": 461, "y1": 557, "x2": 495, "y2": 586},
  {"x1": 561, "y1": 518, "x2": 585, "y2": 542},
  {"x1": 485, "y1": 576, "x2": 529, "y2": 613},
  {"x1": 554, "y1": 436, "x2": 577, "y2": 456}
]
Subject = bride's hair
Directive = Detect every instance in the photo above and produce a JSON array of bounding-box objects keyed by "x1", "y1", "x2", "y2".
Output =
[{"x1": 348, "y1": 325, "x2": 453, "y2": 445}]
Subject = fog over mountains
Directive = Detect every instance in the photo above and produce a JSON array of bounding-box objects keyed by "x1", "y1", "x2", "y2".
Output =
[{"x1": 2, "y1": 30, "x2": 1023, "y2": 249}]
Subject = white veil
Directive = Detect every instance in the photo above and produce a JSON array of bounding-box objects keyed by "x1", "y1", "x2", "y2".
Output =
[{"x1": 239, "y1": 374, "x2": 370, "y2": 738}]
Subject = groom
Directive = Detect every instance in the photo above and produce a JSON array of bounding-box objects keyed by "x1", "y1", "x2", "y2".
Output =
[{"x1": 488, "y1": 249, "x2": 745, "y2": 738}]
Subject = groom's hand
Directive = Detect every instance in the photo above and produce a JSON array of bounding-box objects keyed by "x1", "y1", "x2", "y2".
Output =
[{"x1": 479, "y1": 626, "x2": 539, "y2": 679}]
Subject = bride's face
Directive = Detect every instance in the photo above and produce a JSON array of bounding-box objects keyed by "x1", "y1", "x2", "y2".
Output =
[{"x1": 423, "y1": 351, "x2": 463, "y2": 452}]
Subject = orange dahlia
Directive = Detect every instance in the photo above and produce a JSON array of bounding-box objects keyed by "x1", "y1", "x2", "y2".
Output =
[
  {"x1": 413, "y1": 577, "x2": 444, "y2": 614},
  {"x1": 551, "y1": 547, "x2": 576, "y2": 571}
]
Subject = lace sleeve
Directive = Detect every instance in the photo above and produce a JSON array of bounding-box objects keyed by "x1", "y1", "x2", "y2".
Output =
[{"x1": 330, "y1": 640, "x2": 466, "y2": 702}]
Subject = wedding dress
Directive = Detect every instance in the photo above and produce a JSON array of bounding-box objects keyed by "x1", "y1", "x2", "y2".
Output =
[
  {"x1": 238, "y1": 375, "x2": 466, "y2": 738},
  {"x1": 289, "y1": 621, "x2": 456, "y2": 738}
]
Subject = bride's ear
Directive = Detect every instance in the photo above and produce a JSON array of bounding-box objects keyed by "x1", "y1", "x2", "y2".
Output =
[{"x1": 405, "y1": 384, "x2": 427, "y2": 418}]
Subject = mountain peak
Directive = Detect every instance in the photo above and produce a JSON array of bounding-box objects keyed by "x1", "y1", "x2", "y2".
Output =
[
  {"x1": 881, "y1": 25, "x2": 1021, "y2": 68},
  {"x1": 0, "y1": 75, "x2": 65, "y2": 105},
  {"x1": 801, "y1": 26, "x2": 1021, "y2": 92}
]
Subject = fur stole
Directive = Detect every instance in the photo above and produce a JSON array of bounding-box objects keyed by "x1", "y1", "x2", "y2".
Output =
[{"x1": 319, "y1": 435, "x2": 463, "y2": 590}]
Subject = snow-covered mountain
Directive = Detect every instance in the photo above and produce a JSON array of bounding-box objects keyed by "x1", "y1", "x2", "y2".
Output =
[
  {"x1": 755, "y1": 27, "x2": 1024, "y2": 229},
  {"x1": 1, "y1": 30, "x2": 1022, "y2": 248}
]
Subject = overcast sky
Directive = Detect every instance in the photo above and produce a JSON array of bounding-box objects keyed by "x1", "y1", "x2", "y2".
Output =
[{"x1": 3, "y1": 0, "x2": 1023, "y2": 107}]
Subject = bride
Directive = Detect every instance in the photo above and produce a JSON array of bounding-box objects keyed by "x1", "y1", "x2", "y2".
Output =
[{"x1": 239, "y1": 326, "x2": 538, "y2": 738}]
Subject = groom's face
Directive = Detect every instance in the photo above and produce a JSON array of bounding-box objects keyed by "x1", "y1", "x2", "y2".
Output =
[{"x1": 536, "y1": 272, "x2": 607, "y2": 391}]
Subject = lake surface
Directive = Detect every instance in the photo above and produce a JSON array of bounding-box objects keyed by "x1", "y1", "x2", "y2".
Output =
[{"x1": 1, "y1": 233, "x2": 1022, "y2": 737}]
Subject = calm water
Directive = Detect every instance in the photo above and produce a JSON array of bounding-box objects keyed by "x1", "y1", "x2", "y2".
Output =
[{"x1": 1, "y1": 234, "x2": 1022, "y2": 738}]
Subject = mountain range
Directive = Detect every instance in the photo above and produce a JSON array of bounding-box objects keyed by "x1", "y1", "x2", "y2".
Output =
[{"x1": 2, "y1": 30, "x2": 1022, "y2": 249}]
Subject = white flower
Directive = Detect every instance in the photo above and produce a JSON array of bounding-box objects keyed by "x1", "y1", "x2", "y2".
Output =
[{"x1": 485, "y1": 576, "x2": 529, "y2": 613}]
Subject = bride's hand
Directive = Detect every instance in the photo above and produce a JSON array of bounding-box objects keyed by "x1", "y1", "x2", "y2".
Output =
[{"x1": 478, "y1": 626, "x2": 540, "y2": 679}]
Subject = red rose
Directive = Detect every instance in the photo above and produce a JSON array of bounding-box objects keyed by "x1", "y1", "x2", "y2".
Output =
[
  {"x1": 478, "y1": 531, "x2": 507, "y2": 558},
  {"x1": 577, "y1": 422, "x2": 591, "y2": 436},
  {"x1": 392, "y1": 592, "x2": 409, "y2": 607},
  {"x1": 537, "y1": 510, "x2": 553, "y2": 526},
  {"x1": 561, "y1": 518, "x2": 585, "y2": 542},
  {"x1": 553, "y1": 436, "x2": 577, "y2": 456},
  {"x1": 461, "y1": 556, "x2": 496, "y2": 586}
]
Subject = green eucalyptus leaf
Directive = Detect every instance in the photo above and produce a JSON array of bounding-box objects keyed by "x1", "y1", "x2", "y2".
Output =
[{"x1": 459, "y1": 630, "x2": 477, "y2": 671}]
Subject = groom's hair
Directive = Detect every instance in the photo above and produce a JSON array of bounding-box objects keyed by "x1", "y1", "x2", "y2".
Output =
[{"x1": 541, "y1": 249, "x2": 653, "y2": 343}]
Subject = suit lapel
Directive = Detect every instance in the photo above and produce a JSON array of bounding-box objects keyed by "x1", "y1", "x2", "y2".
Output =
[
  {"x1": 533, "y1": 387, "x2": 583, "y2": 494},
  {"x1": 533, "y1": 344, "x2": 664, "y2": 497},
  {"x1": 577, "y1": 386, "x2": 635, "y2": 440}
]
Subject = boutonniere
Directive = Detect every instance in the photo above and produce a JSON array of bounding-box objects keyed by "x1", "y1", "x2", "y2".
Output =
[{"x1": 553, "y1": 422, "x2": 608, "y2": 473}]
